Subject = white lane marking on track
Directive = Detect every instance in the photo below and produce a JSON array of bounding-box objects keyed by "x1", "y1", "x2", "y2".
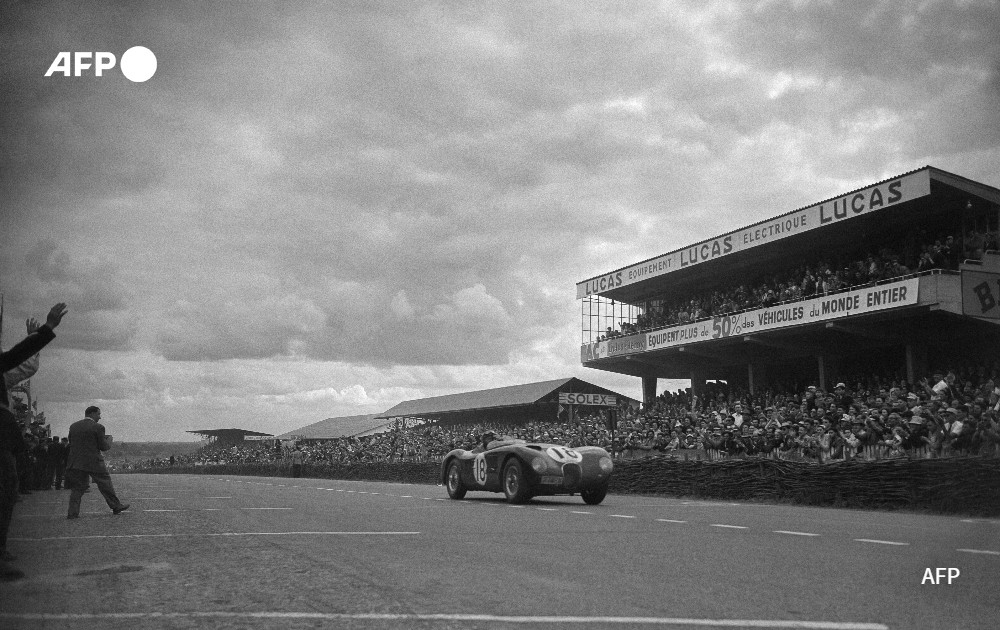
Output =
[
  {"x1": 537, "y1": 508, "x2": 558, "y2": 511},
  {"x1": 205, "y1": 497, "x2": 232, "y2": 499},
  {"x1": 11, "y1": 532, "x2": 421, "y2": 541},
  {"x1": 957, "y1": 548, "x2": 1000, "y2": 555},
  {"x1": 0, "y1": 612, "x2": 889, "y2": 628},
  {"x1": 571, "y1": 511, "x2": 592, "y2": 514},
  {"x1": 710, "y1": 524, "x2": 747, "y2": 529},
  {"x1": 854, "y1": 539, "x2": 908, "y2": 546},
  {"x1": 143, "y1": 509, "x2": 224, "y2": 513},
  {"x1": 610, "y1": 515, "x2": 635, "y2": 519},
  {"x1": 961, "y1": 519, "x2": 1000, "y2": 524},
  {"x1": 400, "y1": 495, "x2": 413, "y2": 498},
  {"x1": 774, "y1": 531, "x2": 820, "y2": 537},
  {"x1": 657, "y1": 519, "x2": 687, "y2": 523},
  {"x1": 133, "y1": 497, "x2": 175, "y2": 500},
  {"x1": 241, "y1": 507, "x2": 292, "y2": 510}
]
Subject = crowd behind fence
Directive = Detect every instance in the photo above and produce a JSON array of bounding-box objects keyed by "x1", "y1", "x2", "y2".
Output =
[{"x1": 117, "y1": 360, "x2": 1000, "y2": 473}]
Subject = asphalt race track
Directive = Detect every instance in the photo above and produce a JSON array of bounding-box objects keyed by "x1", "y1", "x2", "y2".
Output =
[{"x1": 1, "y1": 473, "x2": 997, "y2": 629}]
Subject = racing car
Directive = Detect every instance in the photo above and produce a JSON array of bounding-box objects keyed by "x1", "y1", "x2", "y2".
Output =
[{"x1": 441, "y1": 435, "x2": 614, "y2": 504}]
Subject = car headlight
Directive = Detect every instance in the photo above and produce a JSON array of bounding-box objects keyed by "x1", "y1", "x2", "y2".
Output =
[
  {"x1": 598, "y1": 456, "x2": 613, "y2": 473},
  {"x1": 531, "y1": 457, "x2": 547, "y2": 473}
]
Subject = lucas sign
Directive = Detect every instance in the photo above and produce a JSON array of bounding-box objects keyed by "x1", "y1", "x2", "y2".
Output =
[{"x1": 577, "y1": 170, "x2": 931, "y2": 298}]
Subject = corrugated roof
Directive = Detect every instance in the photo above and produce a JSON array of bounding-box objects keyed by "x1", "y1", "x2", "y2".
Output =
[
  {"x1": 376, "y1": 378, "x2": 582, "y2": 419},
  {"x1": 186, "y1": 429, "x2": 273, "y2": 437},
  {"x1": 276, "y1": 414, "x2": 388, "y2": 440}
]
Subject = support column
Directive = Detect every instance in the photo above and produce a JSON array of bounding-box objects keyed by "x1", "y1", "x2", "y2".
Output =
[
  {"x1": 641, "y1": 376, "x2": 658, "y2": 406},
  {"x1": 817, "y1": 355, "x2": 827, "y2": 391},
  {"x1": 690, "y1": 370, "x2": 705, "y2": 410},
  {"x1": 748, "y1": 362, "x2": 765, "y2": 396},
  {"x1": 905, "y1": 342, "x2": 929, "y2": 386}
]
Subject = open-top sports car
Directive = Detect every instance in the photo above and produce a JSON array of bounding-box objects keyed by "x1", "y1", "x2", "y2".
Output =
[{"x1": 441, "y1": 437, "x2": 614, "y2": 504}]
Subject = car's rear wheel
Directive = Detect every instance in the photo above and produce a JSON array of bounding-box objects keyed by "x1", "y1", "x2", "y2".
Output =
[
  {"x1": 446, "y1": 460, "x2": 467, "y2": 500},
  {"x1": 502, "y1": 459, "x2": 531, "y2": 504},
  {"x1": 580, "y1": 483, "x2": 608, "y2": 505}
]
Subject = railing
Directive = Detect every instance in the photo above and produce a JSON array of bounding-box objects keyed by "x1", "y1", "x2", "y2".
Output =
[{"x1": 582, "y1": 268, "x2": 958, "y2": 345}]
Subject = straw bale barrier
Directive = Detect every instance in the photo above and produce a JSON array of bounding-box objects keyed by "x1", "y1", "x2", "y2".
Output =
[{"x1": 139, "y1": 455, "x2": 1000, "y2": 515}]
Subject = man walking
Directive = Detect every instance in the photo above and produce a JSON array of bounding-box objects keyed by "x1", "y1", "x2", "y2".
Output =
[{"x1": 65, "y1": 406, "x2": 129, "y2": 519}]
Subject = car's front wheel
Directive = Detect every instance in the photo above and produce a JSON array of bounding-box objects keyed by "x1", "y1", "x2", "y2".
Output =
[
  {"x1": 446, "y1": 460, "x2": 467, "y2": 500},
  {"x1": 502, "y1": 459, "x2": 531, "y2": 504},
  {"x1": 580, "y1": 483, "x2": 608, "y2": 505}
]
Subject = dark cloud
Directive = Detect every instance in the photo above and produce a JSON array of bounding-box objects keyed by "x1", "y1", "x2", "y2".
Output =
[{"x1": 2, "y1": 1, "x2": 999, "y2": 438}]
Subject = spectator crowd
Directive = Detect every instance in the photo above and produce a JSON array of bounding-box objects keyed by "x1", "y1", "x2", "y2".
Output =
[
  {"x1": 598, "y1": 230, "x2": 997, "y2": 342},
  {"x1": 125, "y1": 361, "x2": 1000, "y2": 474}
]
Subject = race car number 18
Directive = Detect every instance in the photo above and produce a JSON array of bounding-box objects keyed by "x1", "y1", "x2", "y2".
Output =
[
  {"x1": 474, "y1": 453, "x2": 488, "y2": 485},
  {"x1": 546, "y1": 446, "x2": 583, "y2": 463}
]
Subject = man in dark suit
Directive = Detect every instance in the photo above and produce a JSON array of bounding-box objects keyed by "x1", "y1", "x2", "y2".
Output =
[{"x1": 65, "y1": 406, "x2": 129, "y2": 519}]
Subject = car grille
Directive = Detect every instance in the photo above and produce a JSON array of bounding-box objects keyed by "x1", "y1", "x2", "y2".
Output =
[{"x1": 562, "y1": 463, "x2": 582, "y2": 489}]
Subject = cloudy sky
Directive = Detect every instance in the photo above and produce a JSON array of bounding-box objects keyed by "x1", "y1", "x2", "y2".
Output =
[{"x1": 2, "y1": 0, "x2": 998, "y2": 442}]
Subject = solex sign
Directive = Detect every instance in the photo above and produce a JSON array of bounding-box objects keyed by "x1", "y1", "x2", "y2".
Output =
[
  {"x1": 559, "y1": 393, "x2": 617, "y2": 406},
  {"x1": 44, "y1": 46, "x2": 157, "y2": 82}
]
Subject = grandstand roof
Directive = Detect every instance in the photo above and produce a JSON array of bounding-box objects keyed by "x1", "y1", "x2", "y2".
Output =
[
  {"x1": 275, "y1": 414, "x2": 388, "y2": 440},
  {"x1": 577, "y1": 165, "x2": 1000, "y2": 303},
  {"x1": 376, "y1": 377, "x2": 629, "y2": 420},
  {"x1": 186, "y1": 429, "x2": 274, "y2": 438}
]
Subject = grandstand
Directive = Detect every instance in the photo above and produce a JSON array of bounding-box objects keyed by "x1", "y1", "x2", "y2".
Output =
[
  {"x1": 186, "y1": 428, "x2": 274, "y2": 449},
  {"x1": 576, "y1": 166, "x2": 1000, "y2": 403},
  {"x1": 275, "y1": 414, "x2": 390, "y2": 441},
  {"x1": 377, "y1": 378, "x2": 636, "y2": 427}
]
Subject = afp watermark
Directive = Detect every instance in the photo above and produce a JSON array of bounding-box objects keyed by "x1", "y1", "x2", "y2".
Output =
[
  {"x1": 921, "y1": 567, "x2": 960, "y2": 585},
  {"x1": 44, "y1": 46, "x2": 157, "y2": 82}
]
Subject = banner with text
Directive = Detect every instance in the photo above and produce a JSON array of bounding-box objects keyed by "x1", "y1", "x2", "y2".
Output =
[
  {"x1": 962, "y1": 270, "x2": 1000, "y2": 320},
  {"x1": 559, "y1": 392, "x2": 618, "y2": 406},
  {"x1": 581, "y1": 278, "x2": 921, "y2": 361},
  {"x1": 576, "y1": 170, "x2": 931, "y2": 298}
]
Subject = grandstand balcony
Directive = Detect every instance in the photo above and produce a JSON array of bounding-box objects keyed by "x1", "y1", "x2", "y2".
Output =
[{"x1": 576, "y1": 167, "x2": 1000, "y2": 400}]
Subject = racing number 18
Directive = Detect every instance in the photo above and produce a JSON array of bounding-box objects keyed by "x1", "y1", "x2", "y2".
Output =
[{"x1": 474, "y1": 455, "x2": 487, "y2": 484}]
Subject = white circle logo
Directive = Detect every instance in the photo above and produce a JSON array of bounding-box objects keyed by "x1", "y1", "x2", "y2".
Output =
[{"x1": 120, "y1": 46, "x2": 157, "y2": 82}]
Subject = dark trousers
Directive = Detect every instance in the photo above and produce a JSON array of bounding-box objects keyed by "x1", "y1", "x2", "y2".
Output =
[
  {"x1": 65, "y1": 469, "x2": 124, "y2": 516},
  {"x1": 0, "y1": 452, "x2": 18, "y2": 552},
  {"x1": 291, "y1": 464, "x2": 302, "y2": 478},
  {"x1": 15, "y1": 453, "x2": 29, "y2": 493},
  {"x1": 54, "y1": 465, "x2": 66, "y2": 489}
]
